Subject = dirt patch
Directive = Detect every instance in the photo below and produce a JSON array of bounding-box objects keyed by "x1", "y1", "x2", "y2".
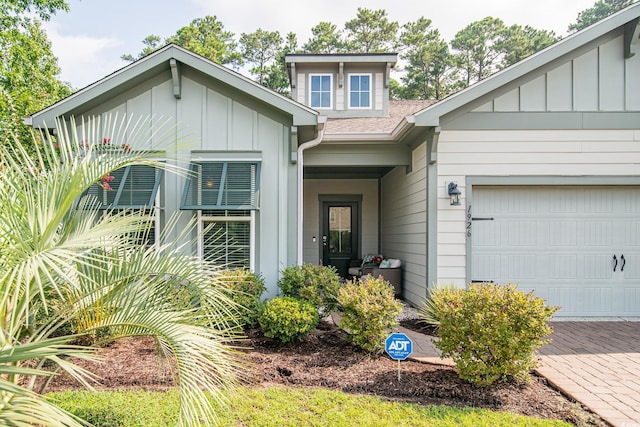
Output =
[{"x1": 46, "y1": 320, "x2": 606, "y2": 426}]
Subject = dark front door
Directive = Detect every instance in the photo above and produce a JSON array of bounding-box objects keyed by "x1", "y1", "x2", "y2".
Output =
[{"x1": 322, "y1": 201, "x2": 359, "y2": 278}]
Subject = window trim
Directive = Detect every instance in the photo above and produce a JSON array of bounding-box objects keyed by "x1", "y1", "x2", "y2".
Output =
[
  {"x1": 348, "y1": 73, "x2": 372, "y2": 109},
  {"x1": 309, "y1": 73, "x2": 333, "y2": 109}
]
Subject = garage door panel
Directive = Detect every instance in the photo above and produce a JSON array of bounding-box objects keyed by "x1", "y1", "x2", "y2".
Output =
[
  {"x1": 505, "y1": 221, "x2": 537, "y2": 246},
  {"x1": 508, "y1": 254, "x2": 537, "y2": 279},
  {"x1": 548, "y1": 221, "x2": 578, "y2": 246},
  {"x1": 584, "y1": 190, "x2": 614, "y2": 213},
  {"x1": 548, "y1": 255, "x2": 578, "y2": 279},
  {"x1": 624, "y1": 222, "x2": 640, "y2": 245},
  {"x1": 471, "y1": 186, "x2": 640, "y2": 317},
  {"x1": 471, "y1": 254, "x2": 501, "y2": 281},
  {"x1": 582, "y1": 288, "x2": 613, "y2": 314},
  {"x1": 625, "y1": 197, "x2": 640, "y2": 213},
  {"x1": 583, "y1": 221, "x2": 614, "y2": 247},
  {"x1": 548, "y1": 190, "x2": 578, "y2": 213},
  {"x1": 472, "y1": 220, "x2": 499, "y2": 246},
  {"x1": 584, "y1": 254, "x2": 615, "y2": 280},
  {"x1": 624, "y1": 288, "x2": 640, "y2": 313},
  {"x1": 622, "y1": 254, "x2": 640, "y2": 279}
]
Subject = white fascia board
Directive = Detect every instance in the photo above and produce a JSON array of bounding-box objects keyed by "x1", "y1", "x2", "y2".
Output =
[{"x1": 414, "y1": 2, "x2": 640, "y2": 127}]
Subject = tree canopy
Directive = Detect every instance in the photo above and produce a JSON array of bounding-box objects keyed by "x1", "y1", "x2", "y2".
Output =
[
  {"x1": 568, "y1": 0, "x2": 635, "y2": 32},
  {"x1": 1, "y1": 17, "x2": 71, "y2": 150},
  {"x1": 4, "y1": 0, "x2": 637, "y2": 130}
]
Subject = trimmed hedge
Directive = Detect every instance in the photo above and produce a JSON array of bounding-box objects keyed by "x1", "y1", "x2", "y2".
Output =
[
  {"x1": 421, "y1": 283, "x2": 558, "y2": 386},
  {"x1": 337, "y1": 275, "x2": 402, "y2": 353},
  {"x1": 278, "y1": 264, "x2": 341, "y2": 314},
  {"x1": 258, "y1": 296, "x2": 319, "y2": 343}
]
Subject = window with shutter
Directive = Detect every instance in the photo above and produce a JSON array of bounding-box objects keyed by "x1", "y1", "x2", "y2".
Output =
[
  {"x1": 181, "y1": 162, "x2": 260, "y2": 210},
  {"x1": 84, "y1": 165, "x2": 163, "y2": 209}
]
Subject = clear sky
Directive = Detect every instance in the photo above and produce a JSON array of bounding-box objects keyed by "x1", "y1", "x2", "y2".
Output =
[{"x1": 43, "y1": 0, "x2": 597, "y2": 89}]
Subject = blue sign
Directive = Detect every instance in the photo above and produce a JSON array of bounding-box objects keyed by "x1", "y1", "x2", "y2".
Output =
[{"x1": 385, "y1": 333, "x2": 413, "y2": 360}]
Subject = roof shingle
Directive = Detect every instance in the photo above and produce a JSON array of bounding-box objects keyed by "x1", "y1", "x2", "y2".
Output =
[{"x1": 324, "y1": 100, "x2": 436, "y2": 135}]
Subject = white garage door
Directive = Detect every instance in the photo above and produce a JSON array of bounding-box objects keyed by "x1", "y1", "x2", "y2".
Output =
[{"x1": 471, "y1": 186, "x2": 640, "y2": 317}]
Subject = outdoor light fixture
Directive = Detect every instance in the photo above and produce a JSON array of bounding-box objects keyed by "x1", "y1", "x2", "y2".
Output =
[{"x1": 448, "y1": 182, "x2": 461, "y2": 206}]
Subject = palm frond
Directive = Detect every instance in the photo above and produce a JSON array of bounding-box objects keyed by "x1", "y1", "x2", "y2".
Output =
[{"x1": 0, "y1": 114, "x2": 243, "y2": 426}]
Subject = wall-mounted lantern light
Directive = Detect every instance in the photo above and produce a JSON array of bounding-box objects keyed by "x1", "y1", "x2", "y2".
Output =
[{"x1": 448, "y1": 182, "x2": 461, "y2": 206}]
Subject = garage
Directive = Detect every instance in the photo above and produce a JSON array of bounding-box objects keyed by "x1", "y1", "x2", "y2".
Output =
[{"x1": 470, "y1": 186, "x2": 640, "y2": 317}]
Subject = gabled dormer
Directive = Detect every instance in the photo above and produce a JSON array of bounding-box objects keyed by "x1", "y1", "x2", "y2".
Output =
[{"x1": 285, "y1": 53, "x2": 397, "y2": 118}]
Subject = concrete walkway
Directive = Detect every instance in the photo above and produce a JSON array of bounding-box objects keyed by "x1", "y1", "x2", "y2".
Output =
[{"x1": 402, "y1": 322, "x2": 640, "y2": 427}]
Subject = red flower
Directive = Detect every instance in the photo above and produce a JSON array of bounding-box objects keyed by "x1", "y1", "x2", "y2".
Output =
[
  {"x1": 103, "y1": 138, "x2": 111, "y2": 144},
  {"x1": 101, "y1": 174, "x2": 115, "y2": 185}
]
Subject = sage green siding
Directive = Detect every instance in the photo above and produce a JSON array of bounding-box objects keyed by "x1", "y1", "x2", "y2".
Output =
[
  {"x1": 380, "y1": 144, "x2": 428, "y2": 306},
  {"x1": 466, "y1": 33, "x2": 639, "y2": 120},
  {"x1": 69, "y1": 70, "x2": 299, "y2": 296}
]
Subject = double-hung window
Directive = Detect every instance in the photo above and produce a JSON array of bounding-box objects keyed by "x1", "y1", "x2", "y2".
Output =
[
  {"x1": 309, "y1": 74, "x2": 332, "y2": 109},
  {"x1": 181, "y1": 161, "x2": 260, "y2": 269},
  {"x1": 349, "y1": 74, "x2": 371, "y2": 109},
  {"x1": 83, "y1": 164, "x2": 163, "y2": 246}
]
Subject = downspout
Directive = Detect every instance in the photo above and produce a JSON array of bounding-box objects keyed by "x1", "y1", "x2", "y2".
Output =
[{"x1": 297, "y1": 118, "x2": 326, "y2": 265}]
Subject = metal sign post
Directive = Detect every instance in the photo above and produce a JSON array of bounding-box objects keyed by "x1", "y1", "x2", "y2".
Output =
[{"x1": 385, "y1": 332, "x2": 413, "y2": 381}]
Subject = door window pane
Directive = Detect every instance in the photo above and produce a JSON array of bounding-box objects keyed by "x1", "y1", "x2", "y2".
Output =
[{"x1": 328, "y1": 206, "x2": 351, "y2": 253}]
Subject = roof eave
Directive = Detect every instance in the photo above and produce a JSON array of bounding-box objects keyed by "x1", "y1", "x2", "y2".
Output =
[{"x1": 30, "y1": 44, "x2": 318, "y2": 128}]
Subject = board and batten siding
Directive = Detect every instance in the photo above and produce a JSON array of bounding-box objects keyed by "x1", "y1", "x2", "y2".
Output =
[
  {"x1": 437, "y1": 129, "x2": 640, "y2": 286},
  {"x1": 380, "y1": 143, "x2": 428, "y2": 306},
  {"x1": 471, "y1": 34, "x2": 640, "y2": 113},
  {"x1": 83, "y1": 71, "x2": 297, "y2": 296}
]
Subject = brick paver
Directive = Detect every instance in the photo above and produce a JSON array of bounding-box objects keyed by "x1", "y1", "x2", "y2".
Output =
[
  {"x1": 536, "y1": 321, "x2": 640, "y2": 427},
  {"x1": 405, "y1": 320, "x2": 640, "y2": 427}
]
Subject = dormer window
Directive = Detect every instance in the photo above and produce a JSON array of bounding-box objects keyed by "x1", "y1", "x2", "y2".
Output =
[
  {"x1": 309, "y1": 74, "x2": 332, "y2": 109},
  {"x1": 349, "y1": 74, "x2": 371, "y2": 109}
]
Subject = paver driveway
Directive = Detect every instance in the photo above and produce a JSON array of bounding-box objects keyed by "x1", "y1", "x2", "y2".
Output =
[{"x1": 535, "y1": 321, "x2": 640, "y2": 427}]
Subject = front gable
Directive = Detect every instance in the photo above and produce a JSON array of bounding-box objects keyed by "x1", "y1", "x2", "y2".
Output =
[
  {"x1": 29, "y1": 44, "x2": 318, "y2": 133},
  {"x1": 415, "y1": 3, "x2": 640, "y2": 131}
]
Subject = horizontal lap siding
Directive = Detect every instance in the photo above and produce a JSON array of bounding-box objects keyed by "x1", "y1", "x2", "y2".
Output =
[
  {"x1": 437, "y1": 129, "x2": 640, "y2": 287},
  {"x1": 381, "y1": 144, "x2": 427, "y2": 306}
]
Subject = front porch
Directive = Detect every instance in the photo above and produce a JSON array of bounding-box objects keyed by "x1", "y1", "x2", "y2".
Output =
[{"x1": 301, "y1": 150, "x2": 430, "y2": 306}]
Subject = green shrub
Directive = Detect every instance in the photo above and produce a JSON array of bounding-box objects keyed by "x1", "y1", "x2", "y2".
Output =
[
  {"x1": 219, "y1": 268, "x2": 266, "y2": 328},
  {"x1": 278, "y1": 263, "x2": 341, "y2": 314},
  {"x1": 337, "y1": 275, "x2": 403, "y2": 353},
  {"x1": 422, "y1": 282, "x2": 559, "y2": 386},
  {"x1": 259, "y1": 297, "x2": 319, "y2": 343}
]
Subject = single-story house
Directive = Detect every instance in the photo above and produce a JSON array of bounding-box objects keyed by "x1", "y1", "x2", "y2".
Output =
[{"x1": 28, "y1": 3, "x2": 640, "y2": 317}]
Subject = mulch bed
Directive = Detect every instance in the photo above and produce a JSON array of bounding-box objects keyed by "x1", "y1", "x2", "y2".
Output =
[{"x1": 45, "y1": 319, "x2": 606, "y2": 426}]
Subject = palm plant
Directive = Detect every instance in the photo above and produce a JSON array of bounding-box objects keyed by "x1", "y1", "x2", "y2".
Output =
[{"x1": 0, "y1": 115, "x2": 243, "y2": 426}]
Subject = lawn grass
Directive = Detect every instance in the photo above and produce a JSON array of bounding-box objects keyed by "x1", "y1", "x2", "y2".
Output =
[{"x1": 48, "y1": 387, "x2": 572, "y2": 427}]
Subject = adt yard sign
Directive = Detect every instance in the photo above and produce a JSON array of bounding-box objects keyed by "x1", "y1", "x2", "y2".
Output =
[{"x1": 385, "y1": 333, "x2": 413, "y2": 360}]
